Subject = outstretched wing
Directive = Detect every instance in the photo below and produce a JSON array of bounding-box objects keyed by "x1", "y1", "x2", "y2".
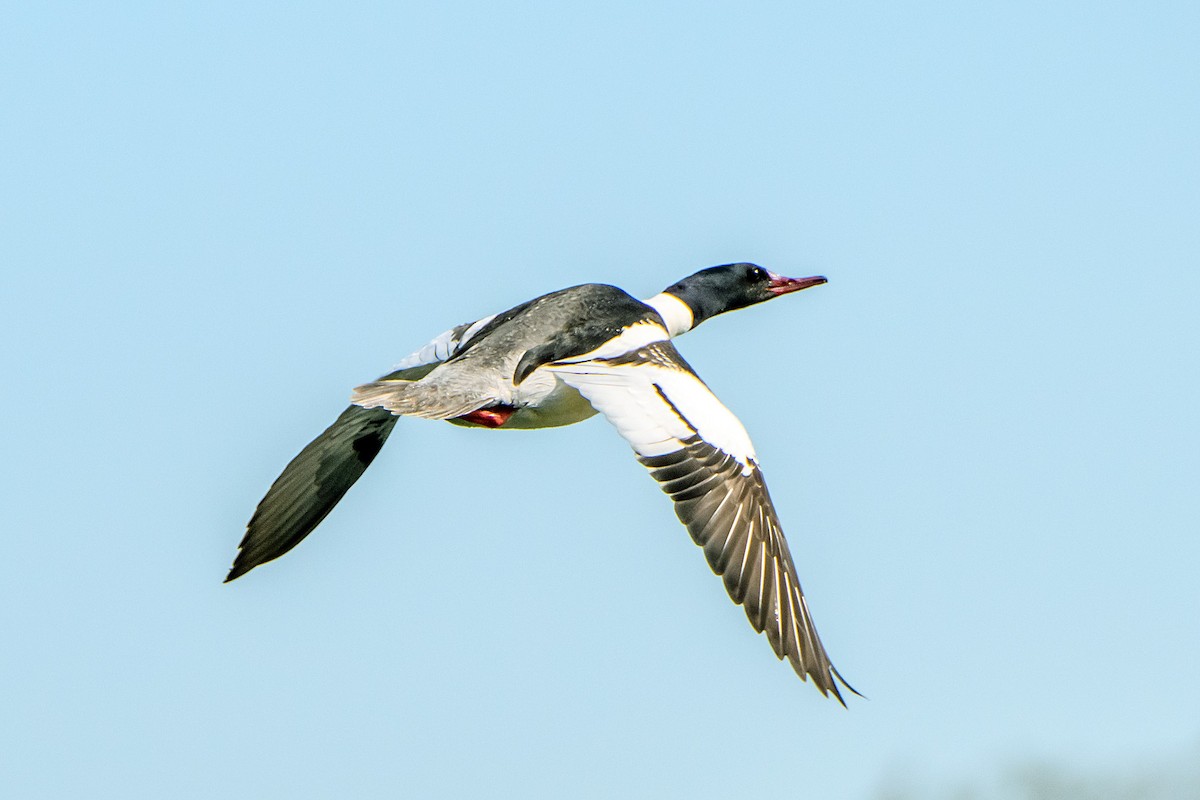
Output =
[
  {"x1": 547, "y1": 339, "x2": 855, "y2": 702},
  {"x1": 226, "y1": 315, "x2": 497, "y2": 582},
  {"x1": 226, "y1": 404, "x2": 398, "y2": 581}
]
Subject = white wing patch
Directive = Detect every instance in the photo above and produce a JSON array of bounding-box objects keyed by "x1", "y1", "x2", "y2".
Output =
[{"x1": 549, "y1": 351, "x2": 757, "y2": 469}]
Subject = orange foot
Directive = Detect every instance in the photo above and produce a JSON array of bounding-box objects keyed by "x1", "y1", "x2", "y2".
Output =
[{"x1": 455, "y1": 405, "x2": 517, "y2": 428}]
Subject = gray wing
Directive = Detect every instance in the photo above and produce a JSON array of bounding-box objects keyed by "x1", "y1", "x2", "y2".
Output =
[
  {"x1": 226, "y1": 316, "x2": 496, "y2": 582},
  {"x1": 549, "y1": 340, "x2": 856, "y2": 702}
]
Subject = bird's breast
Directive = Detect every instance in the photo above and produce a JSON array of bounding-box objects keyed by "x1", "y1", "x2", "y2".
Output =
[
  {"x1": 447, "y1": 369, "x2": 598, "y2": 430},
  {"x1": 507, "y1": 370, "x2": 598, "y2": 428}
]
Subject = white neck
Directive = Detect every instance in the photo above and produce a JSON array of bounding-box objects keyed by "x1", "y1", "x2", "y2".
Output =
[{"x1": 644, "y1": 292, "x2": 695, "y2": 338}]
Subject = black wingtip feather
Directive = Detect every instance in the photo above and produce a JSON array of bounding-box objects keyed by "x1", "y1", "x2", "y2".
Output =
[
  {"x1": 223, "y1": 405, "x2": 398, "y2": 583},
  {"x1": 224, "y1": 565, "x2": 249, "y2": 583}
]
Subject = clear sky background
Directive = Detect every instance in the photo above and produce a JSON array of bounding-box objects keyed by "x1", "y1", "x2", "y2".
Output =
[{"x1": 2, "y1": 3, "x2": 1198, "y2": 798}]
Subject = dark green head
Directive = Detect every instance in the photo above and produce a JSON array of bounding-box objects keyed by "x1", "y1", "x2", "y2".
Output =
[{"x1": 662, "y1": 263, "x2": 827, "y2": 328}]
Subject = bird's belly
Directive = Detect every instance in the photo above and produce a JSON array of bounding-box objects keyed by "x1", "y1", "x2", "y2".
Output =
[{"x1": 448, "y1": 371, "x2": 598, "y2": 430}]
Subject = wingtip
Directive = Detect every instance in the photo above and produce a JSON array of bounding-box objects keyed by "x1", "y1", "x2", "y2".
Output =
[
  {"x1": 829, "y1": 666, "x2": 865, "y2": 705},
  {"x1": 223, "y1": 562, "x2": 251, "y2": 583}
]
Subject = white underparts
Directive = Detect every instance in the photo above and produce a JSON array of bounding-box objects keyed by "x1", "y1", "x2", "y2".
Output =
[{"x1": 645, "y1": 292, "x2": 695, "y2": 338}]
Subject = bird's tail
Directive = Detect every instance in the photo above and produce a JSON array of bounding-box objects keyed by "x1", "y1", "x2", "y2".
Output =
[
  {"x1": 350, "y1": 378, "x2": 491, "y2": 420},
  {"x1": 226, "y1": 404, "x2": 398, "y2": 582}
]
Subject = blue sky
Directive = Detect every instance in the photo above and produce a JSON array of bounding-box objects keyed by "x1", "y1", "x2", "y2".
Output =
[{"x1": 2, "y1": 2, "x2": 1198, "y2": 798}]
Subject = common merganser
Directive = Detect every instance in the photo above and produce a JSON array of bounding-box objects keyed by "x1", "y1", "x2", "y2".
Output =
[{"x1": 227, "y1": 263, "x2": 856, "y2": 703}]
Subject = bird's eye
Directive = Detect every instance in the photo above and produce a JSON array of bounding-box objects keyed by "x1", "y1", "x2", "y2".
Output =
[{"x1": 748, "y1": 267, "x2": 767, "y2": 282}]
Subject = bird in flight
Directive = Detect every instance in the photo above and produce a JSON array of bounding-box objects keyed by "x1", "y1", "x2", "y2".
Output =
[{"x1": 228, "y1": 262, "x2": 856, "y2": 703}]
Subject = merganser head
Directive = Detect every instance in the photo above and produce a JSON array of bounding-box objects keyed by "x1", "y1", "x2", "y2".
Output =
[{"x1": 659, "y1": 263, "x2": 827, "y2": 332}]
